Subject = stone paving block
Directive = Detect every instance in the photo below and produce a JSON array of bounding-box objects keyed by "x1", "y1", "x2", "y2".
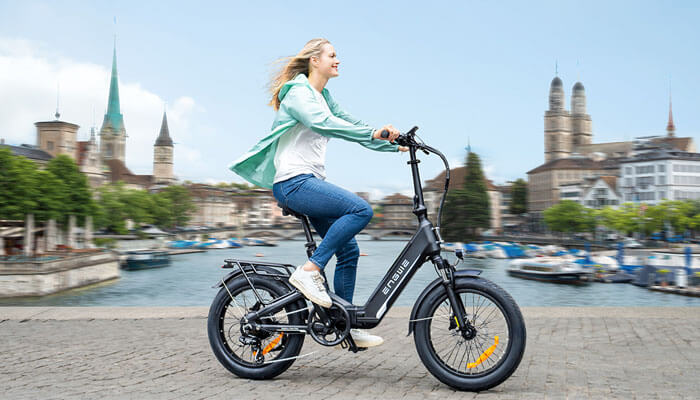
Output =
[{"x1": 0, "y1": 307, "x2": 698, "y2": 399}]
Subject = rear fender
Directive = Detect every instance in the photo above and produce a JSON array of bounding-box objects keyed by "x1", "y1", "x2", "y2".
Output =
[{"x1": 407, "y1": 269, "x2": 482, "y2": 336}]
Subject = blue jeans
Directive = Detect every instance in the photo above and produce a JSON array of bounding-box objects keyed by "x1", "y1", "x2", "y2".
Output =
[{"x1": 273, "y1": 174, "x2": 373, "y2": 304}]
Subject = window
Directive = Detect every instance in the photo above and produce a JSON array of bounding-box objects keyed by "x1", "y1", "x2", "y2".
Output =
[
  {"x1": 625, "y1": 167, "x2": 632, "y2": 175},
  {"x1": 659, "y1": 176, "x2": 665, "y2": 185},
  {"x1": 625, "y1": 178, "x2": 632, "y2": 186},
  {"x1": 636, "y1": 176, "x2": 654, "y2": 187},
  {"x1": 658, "y1": 164, "x2": 665, "y2": 173}
]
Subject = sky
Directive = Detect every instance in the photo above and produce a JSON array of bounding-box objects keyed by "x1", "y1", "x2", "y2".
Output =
[{"x1": 1, "y1": 1, "x2": 698, "y2": 200}]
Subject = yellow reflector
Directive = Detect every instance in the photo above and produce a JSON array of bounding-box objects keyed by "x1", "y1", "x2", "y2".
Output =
[{"x1": 467, "y1": 335, "x2": 499, "y2": 369}]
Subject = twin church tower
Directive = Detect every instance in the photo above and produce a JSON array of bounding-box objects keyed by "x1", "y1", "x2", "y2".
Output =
[
  {"x1": 544, "y1": 76, "x2": 593, "y2": 162},
  {"x1": 35, "y1": 40, "x2": 174, "y2": 188}
]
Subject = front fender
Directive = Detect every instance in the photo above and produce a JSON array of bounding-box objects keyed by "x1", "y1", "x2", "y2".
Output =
[{"x1": 407, "y1": 269, "x2": 482, "y2": 336}]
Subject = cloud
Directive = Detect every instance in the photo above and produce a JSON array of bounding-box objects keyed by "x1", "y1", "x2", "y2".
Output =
[{"x1": 0, "y1": 36, "x2": 199, "y2": 176}]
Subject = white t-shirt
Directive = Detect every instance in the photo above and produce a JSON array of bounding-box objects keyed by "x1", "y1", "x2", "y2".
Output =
[{"x1": 273, "y1": 88, "x2": 331, "y2": 183}]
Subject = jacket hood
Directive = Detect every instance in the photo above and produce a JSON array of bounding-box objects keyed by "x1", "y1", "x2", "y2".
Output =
[{"x1": 278, "y1": 73, "x2": 327, "y2": 101}]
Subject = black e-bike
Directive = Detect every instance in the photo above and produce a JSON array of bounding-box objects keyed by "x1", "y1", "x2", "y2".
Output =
[{"x1": 208, "y1": 127, "x2": 526, "y2": 391}]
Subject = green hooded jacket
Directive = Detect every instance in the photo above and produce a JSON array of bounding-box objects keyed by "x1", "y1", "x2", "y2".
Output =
[{"x1": 229, "y1": 74, "x2": 398, "y2": 188}]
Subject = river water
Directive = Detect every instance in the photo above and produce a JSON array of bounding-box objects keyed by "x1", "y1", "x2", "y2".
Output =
[{"x1": 2, "y1": 238, "x2": 699, "y2": 307}]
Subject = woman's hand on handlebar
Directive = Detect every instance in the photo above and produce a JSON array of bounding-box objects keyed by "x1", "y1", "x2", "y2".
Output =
[
  {"x1": 373, "y1": 124, "x2": 400, "y2": 142},
  {"x1": 398, "y1": 146, "x2": 409, "y2": 152}
]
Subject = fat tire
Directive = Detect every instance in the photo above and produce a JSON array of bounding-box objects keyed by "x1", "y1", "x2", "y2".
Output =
[
  {"x1": 207, "y1": 276, "x2": 306, "y2": 380},
  {"x1": 413, "y1": 277, "x2": 526, "y2": 391}
]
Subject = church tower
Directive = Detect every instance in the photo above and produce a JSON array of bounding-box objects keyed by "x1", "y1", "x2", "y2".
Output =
[
  {"x1": 544, "y1": 76, "x2": 572, "y2": 162},
  {"x1": 100, "y1": 40, "x2": 127, "y2": 162},
  {"x1": 153, "y1": 111, "x2": 174, "y2": 184},
  {"x1": 571, "y1": 82, "x2": 592, "y2": 150},
  {"x1": 666, "y1": 94, "x2": 675, "y2": 137}
]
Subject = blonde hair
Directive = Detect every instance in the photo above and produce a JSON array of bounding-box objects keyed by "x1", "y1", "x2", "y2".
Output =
[{"x1": 268, "y1": 38, "x2": 331, "y2": 110}]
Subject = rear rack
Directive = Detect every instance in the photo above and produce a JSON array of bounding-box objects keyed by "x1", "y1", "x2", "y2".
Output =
[
  {"x1": 221, "y1": 259, "x2": 297, "y2": 305},
  {"x1": 223, "y1": 259, "x2": 295, "y2": 278}
]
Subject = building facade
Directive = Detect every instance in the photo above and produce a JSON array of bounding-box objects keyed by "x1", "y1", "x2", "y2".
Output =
[{"x1": 619, "y1": 146, "x2": 700, "y2": 204}]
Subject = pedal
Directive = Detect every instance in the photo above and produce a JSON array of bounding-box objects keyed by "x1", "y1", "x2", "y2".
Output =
[{"x1": 340, "y1": 334, "x2": 367, "y2": 353}]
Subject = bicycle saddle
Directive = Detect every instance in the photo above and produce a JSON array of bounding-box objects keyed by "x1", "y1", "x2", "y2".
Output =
[{"x1": 278, "y1": 203, "x2": 307, "y2": 220}]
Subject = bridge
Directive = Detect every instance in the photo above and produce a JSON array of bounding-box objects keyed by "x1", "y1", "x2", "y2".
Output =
[{"x1": 174, "y1": 226, "x2": 415, "y2": 241}]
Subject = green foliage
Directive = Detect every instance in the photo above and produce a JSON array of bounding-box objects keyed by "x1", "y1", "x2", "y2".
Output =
[
  {"x1": 93, "y1": 183, "x2": 194, "y2": 232},
  {"x1": 509, "y1": 179, "x2": 527, "y2": 215},
  {"x1": 94, "y1": 183, "x2": 129, "y2": 234},
  {"x1": 0, "y1": 149, "x2": 39, "y2": 220},
  {"x1": 442, "y1": 152, "x2": 491, "y2": 241},
  {"x1": 543, "y1": 200, "x2": 590, "y2": 234},
  {"x1": 46, "y1": 155, "x2": 95, "y2": 225},
  {"x1": 158, "y1": 185, "x2": 195, "y2": 227}
]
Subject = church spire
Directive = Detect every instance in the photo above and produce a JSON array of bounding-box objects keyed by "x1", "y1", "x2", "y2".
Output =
[
  {"x1": 666, "y1": 92, "x2": 675, "y2": 137},
  {"x1": 155, "y1": 111, "x2": 173, "y2": 146},
  {"x1": 102, "y1": 36, "x2": 125, "y2": 133}
]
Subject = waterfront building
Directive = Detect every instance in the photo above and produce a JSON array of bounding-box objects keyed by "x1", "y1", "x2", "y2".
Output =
[
  {"x1": 381, "y1": 193, "x2": 415, "y2": 228},
  {"x1": 2, "y1": 38, "x2": 178, "y2": 193},
  {"x1": 186, "y1": 184, "x2": 236, "y2": 227},
  {"x1": 558, "y1": 175, "x2": 621, "y2": 208},
  {"x1": 528, "y1": 75, "x2": 695, "y2": 216},
  {"x1": 619, "y1": 144, "x2": 700, "y2": 204}
]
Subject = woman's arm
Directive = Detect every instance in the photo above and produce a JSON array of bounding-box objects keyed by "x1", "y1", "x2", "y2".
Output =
[{"x1": 282, "y1": 85, "x2": 398, "y2": 152}]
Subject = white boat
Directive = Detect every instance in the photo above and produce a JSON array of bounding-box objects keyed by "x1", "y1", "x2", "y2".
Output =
[
  {"x1": 197, "y1": 239, "x2": 230, "y2": 249},
  {"x1": 508, "y1": 257, "x2": 593, "y2": 284}
]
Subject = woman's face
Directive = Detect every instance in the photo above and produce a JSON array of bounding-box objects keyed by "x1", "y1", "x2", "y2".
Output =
[{"x1": 311, "y1": 44, "x2": 340, "y2": 79}]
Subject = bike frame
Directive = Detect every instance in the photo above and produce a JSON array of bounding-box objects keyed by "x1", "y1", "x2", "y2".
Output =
[{"x1": 224, "y1": 127, "x2": 470, "y2": 335}]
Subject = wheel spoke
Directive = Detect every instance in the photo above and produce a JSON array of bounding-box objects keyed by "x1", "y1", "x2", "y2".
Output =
[{"x1": 427, "y1": 287, "x2": 511, "y2": 377}]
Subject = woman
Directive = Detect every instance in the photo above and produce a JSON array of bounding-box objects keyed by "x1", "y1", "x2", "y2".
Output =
[{"x1": 231, "y1": 38, "x2": 405, "y2": 347}]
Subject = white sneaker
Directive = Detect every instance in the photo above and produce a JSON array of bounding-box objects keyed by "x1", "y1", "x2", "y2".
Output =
[
  {"x1": 349, "y1": 329, "x2": 384, "y2": 348},
  {"x1": 288, "y1": 266, "x2": 332, "y2": 308}
]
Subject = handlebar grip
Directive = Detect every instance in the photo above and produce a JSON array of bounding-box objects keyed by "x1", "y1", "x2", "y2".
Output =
[{"x1": 380, "y1": 130, "x2": 390, "y2": 139}]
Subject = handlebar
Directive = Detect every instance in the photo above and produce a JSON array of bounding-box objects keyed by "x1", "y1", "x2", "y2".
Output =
[{"x1": 379, "y1": 126, "x2": 420, "y2": 148}]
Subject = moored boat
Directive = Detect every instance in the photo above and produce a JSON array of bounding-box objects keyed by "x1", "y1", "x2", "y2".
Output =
[
  {"x1": 508, "y1": 257, "x2": 593, "y2": 284},
  {"x1": 123, "y1": 250, "x2": 170, "y2": 270}
]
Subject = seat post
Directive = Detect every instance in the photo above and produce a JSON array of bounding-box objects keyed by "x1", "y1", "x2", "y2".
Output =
[
  {"x1": 300, "y1": 216, "x2": 317, "y2": 259},
  {"x1": 280, "y1": 203, "x2": 318, "y2": 259}
]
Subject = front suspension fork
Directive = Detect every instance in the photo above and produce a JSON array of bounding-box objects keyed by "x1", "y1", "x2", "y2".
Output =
[{"x1": 433, "y1": 255, "x2": 470, "y2": 332}]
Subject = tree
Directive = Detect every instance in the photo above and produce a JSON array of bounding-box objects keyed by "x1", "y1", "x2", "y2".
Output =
[
  {"x1": 34, "y1": 170, "x2": 69, "y2": 222},
  {"x1": 46, "y1": 155, "x2": 95, "y2": 225},
  {"x1": 543, "y1": 200, "x2": 587, "y2": 234},
  {"x1": 509, "y1": 179, "x2": 527, "y2": 215},
  {"x1": 0, "y1": 148, "x2": 40, "y2": 220},
  {"x1": 158, "y1": 185, "x2": 195, "y2": 228},
  {"x1": 94, "y1": 183, "x2": 129, "y2": 234},
  {"x1": 442, "y1": 152, "x2": 491, "y2": 241}
]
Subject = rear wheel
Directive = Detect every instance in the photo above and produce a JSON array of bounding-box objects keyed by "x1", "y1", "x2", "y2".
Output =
[
  {"x1": 413, "y1": 277, "x2": 526, "y2": 391},
  {"x1": 207, "y1": 276, "x2": 306, "y2": 380}
]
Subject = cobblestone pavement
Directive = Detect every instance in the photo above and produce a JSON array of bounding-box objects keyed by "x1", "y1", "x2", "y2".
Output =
[{"x1": 1, "y1": 307, "x2": 699, "y2": 399}]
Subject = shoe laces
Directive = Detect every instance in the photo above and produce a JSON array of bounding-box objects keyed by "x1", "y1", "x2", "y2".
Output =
[{"x1": 311, "y1": 273, "x2": 326, "y2": 292}]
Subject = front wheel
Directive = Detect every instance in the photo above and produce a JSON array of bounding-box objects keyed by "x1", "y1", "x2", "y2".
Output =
[{"x1": 413, "y1": 277, "x2": 526, "y2": 391}]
